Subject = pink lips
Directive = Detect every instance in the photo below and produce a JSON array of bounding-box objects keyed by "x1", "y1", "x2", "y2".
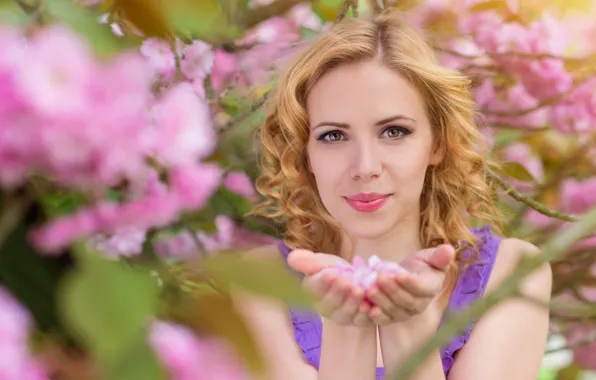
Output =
[{"x1": 344, "y1": 193, "x2": 391, "y2": 213}]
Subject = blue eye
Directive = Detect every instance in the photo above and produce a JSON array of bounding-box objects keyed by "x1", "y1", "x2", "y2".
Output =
[
  {"x1": 318, "y1": 130, "x2": 345, "y2": 143},
  {"x1": 381, "y1": 126, "x2": 410, "y2": 139}
]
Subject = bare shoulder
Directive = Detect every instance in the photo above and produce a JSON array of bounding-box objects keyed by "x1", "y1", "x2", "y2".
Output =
[
  {"x1": 448, "y1": 237, "x2": 552, "y2": 378},
  {"x1": 486, "y1": 237, "x2": 552, "y2": 301},
  {"x1": 232, "y1": 243, "x2": 316, "y2": 379}
]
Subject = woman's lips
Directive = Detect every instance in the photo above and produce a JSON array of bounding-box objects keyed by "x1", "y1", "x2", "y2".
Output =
[{"x1": 344, "y1": 193, "x2": 392, "y2": 212}]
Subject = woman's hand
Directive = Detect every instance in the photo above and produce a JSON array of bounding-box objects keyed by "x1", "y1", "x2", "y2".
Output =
[
  {"x1": 287, "y1": 249, "x2": 378, "y2": 327},
  {"x1": 366, "y1": 244, "x2": 455, "y2": 325}
]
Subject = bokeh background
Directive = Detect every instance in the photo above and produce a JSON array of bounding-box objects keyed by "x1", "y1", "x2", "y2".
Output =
[{"x1": 0, "y1": 0, "x2": 595, "y2": 379}]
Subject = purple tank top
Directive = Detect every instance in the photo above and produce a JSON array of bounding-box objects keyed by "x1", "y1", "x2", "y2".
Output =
[{"x1": 277, "y1": 225, "x2": 501, "y2": 379}]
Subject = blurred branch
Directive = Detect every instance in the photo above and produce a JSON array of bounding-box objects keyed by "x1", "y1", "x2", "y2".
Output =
[
  {"x1": 13, "y1": 0, "x2": 42, "y2": 14},
  {"x1": 390, "y1": 206, "x2": 596, "y2": 380},
  {"x1": 218, "y1": 92, "x2": 270, "y2": 135},
  {"x1": 488, "y1": 168, "x2": 578, "y2": 222},
  {"x1": 335, "y1": 0, "x2": 358, "y2": 22},
  {"x1": 439, "y1": 47, "x2": 596, "y2": 63}
]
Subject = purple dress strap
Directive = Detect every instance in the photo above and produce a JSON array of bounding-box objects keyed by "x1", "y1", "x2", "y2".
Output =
[{"x1": 278, "y1": 226, "x2": 501, "y2": 379}]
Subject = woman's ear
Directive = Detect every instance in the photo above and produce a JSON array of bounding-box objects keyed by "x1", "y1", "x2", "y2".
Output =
[{"x1": 430, "y1": 142, "x2": 445, "y2": 166}]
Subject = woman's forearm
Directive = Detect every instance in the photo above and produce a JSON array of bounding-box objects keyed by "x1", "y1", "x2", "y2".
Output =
[
  {"x1": 318, "y1": 320, "x2": 377, "y2": 380},
  {"x1": 379, "y1": 312, "x2": 446, "y2": 380}
]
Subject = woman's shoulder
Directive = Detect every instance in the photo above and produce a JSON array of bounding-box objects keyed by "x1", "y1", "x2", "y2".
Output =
[{"x1": 485, "y1": 237, "x2": 552, "y2": 296}]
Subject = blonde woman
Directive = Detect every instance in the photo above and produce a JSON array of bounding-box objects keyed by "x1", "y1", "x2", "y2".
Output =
[{"x1": 237, "y1": 9, "x2": 552, "y2": 380}]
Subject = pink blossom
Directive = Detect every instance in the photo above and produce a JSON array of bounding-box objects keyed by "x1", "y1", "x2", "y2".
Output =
[
  {"x1": 91, "y1": 228, "x2": 147, "y2": 259},
  {"x1": 210, "y1": 49, "x2": 240, "y2": 92},
  {"x1": 155, "y1": 215, "x2": 276, "y2": 259},
  {"x1": 154, "y1": 231, "x2": 198, "y2": 260},
  {"x1": 288, "y1": 3, "x2": 323, "y2": 30},
  {"x1": 566, "y1": 324, "x2": 596, "y2": 370},
  {"x1": 0, "y1": 287, "x2": 49, "y2": 380},
  {"x1": 140, "y1": 38, "x2": 176, "y2": 81},
  {"x1": 180, "y1": 40, "x2": 214, "y2": 82},
  {"x1": 14, "y1": 25, "x2": 97, "y2": 118},
  {"x1": 560, "y1": 178, "x2": 596, "y2": 215},
  {"x1": 149, "y1": 320, "x2": 248, "y2": 380},
  {"x1": 223, "y1": 171, "x2": 256, "y2": 199},
  {"x1": 549, "y1": 78, "x2": 596, "y2": 134},
  {"x1": 149, "y1": 82, "x2": 216, "y2": 166},
  {"x1": 474, "y1": 79, "x2": 548, "y2": 128},
  {"x1": 30, "y1": 164, "x2": 222, "y2": 253}
]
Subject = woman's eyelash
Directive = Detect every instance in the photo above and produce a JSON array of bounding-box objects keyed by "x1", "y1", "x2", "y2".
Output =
[
  {"x1": 381, "y1": 126, "x2": 412, "y2": 138},
  {"x1": 316, "y1": 126, "x2": 412, "y2": 143}
]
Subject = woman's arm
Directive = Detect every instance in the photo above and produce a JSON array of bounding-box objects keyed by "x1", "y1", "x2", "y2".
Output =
[
  {"x1": 377, "y1": 238, "x2": 551, "y2": 380},
  {"x1": 378, "y1": 304, "x2": 446, "y2": 380},
  {"x1": 232, "y1": 245, "x2": 378, "y2": 380},
  {"x1": 447, "y1": 238, "x2": 552, "y2": 380}
]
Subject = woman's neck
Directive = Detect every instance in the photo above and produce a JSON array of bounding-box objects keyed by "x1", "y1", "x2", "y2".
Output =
[{"x1": 338, "y1": 214, "x2": 423, "y2": 263}]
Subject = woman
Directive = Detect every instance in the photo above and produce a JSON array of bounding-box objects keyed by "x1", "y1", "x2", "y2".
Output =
[{"x1": 236, "y1": 9, "x2": 552, "y2": 380}]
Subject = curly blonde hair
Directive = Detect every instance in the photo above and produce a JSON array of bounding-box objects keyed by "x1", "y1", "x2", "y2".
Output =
[{"x1": 251, "y1": 9, "x2": 503, "y2": 294}]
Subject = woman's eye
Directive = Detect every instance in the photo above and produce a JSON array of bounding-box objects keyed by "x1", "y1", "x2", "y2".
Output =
[
  {"x1": 382, "y1": 126, "x2": 409, "y2": 139},
  {"x1": 319, "y1": 131, "x2": 345, "y2": 142}
]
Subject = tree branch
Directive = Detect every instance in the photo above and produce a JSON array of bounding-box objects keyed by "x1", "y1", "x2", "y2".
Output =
[
  {"x1": 389, "y1": 206, "x2": 596, "y2": 380},
  {"x1": 487, "y1": 168, "x2": 578, "y2": 222}
]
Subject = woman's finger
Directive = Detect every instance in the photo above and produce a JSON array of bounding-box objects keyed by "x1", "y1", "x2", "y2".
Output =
[
  {"x1": 396, "y1": 271, "x2": 443, "y2": 299},
  {"x1": 319, "y1": 275, "x2": 351, "y2": 315},
  {"x1": 353, "y1": 302, "x2": 373, "y2": 327},
  {"x1": 367, "y1": 285, "x2": 399, "y2": 315},
  {"x1": 377, "y1": 274, "x2": 418, "y2": 313},
  {"x1": 332, "y1": 284, "x2": 365, "y2": 323}
]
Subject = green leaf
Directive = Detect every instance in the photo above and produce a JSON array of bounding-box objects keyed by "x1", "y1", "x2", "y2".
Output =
[
  {"x1": 59, "y1": 249, "x2": 160, "y2": 366},
  {"x1": 45, "y1": 0, "x2": 129, "y2": 57},
  {"x1": 164, "y1": 0, "x2": 243, "y2": 44},
  {"x1": 168, "y1": 292, "x2": 264, "y2": 373},
  {"x1": 113, "y1": 0, "x2": 172, "y2": 38},
  {"x1": 105, "y1": 332, "x2": 165, "y2": 380},
  {"x1": 0, "y1": 0, "x2": 28, "y2": 25},
  {"x1": 201, "y1": 252, "x2": 312, "y2": 308},
  {"x1": 311, "y1": 0, "x2": 343, "y2": 21},
  {"x1": 500, "y1": 161, "x2": 537, "y2": 183},
  {"x1": 492, "y1": 129, "x2": 522, "y2": 148}
]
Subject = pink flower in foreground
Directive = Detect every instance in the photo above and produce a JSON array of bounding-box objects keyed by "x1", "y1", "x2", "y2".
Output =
[
  {"x1": 149, "y1": 320, "x2": 248, "y2": 380},
  {"x1": 149, "y1": 82, "x2": 216, "y2": 166},
  {"x1": 180, "y1": 40, "x2": 214, "y2": 82},
  {"x1": 14, "y1": 25, "x2": 97, "y2": 118},
  {"x1": 91, "y1": 228, "x2": 147, "y2": 259},
  {"x1": 223, "y1": 171, "x2": 256, "y2": 199},
  {"x1": 210, "y1": 49, "x2": 240, "y2": 92},
  {"x1": 30, "y1": 164, "x2": 222, "y2": 254},
  {"x1": 140, "y1": 38, "x2": 176, "y2": 81},
  {"x1": 0, "y1": 287, "x2": 49, "y2": 380}
]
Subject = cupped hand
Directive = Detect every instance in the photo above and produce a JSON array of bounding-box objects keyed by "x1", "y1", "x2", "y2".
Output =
[
  {"x1": 287, "y1": 249, "x2": 379, "y2": 327},
  {"x1": 366, "y1": 244, "x2": 455, "y2": 325}
]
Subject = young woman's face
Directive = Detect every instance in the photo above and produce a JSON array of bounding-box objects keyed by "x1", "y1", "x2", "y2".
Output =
[{"x1": 306, "y1": 60, "x2": 442, "y2": 241}]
